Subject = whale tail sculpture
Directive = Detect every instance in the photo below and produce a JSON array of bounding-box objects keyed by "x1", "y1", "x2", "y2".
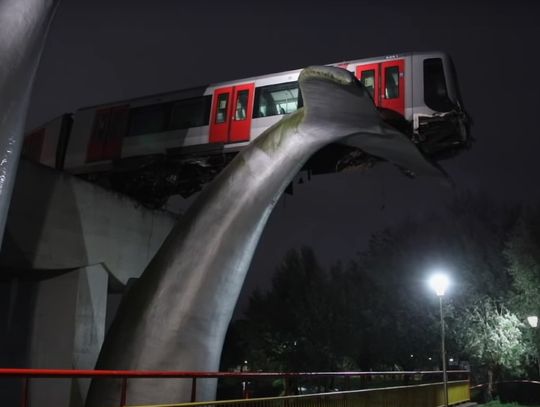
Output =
[
  {"x1": 86, "y1": 66, "x2": 444, "y2": 406},
  {"x1": 0, "y1": 0, "x2": 61, "y2": 245}
]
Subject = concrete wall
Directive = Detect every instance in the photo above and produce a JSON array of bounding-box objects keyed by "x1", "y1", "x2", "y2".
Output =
[
  {"x1": 27, "y1": 266, "x2": 108, "y2": 407},
  {"x1": 0, "y1": 159, "x2": 178, "y2": 406},
  {"x1": 1, "y1": 159, "x2": 177, "y2": 284}
]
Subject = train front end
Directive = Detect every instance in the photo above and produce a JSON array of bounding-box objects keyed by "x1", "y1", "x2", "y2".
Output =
[{"x1": 412, "y1": 52, "x2": 470, "y2": 157}]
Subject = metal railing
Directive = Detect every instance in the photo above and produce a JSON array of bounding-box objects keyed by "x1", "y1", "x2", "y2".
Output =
[
  {"x1": 132, "y1": 380, "x2": 471, "y2": 407},
  {"x1": 0, "y1": 368, "x2": 470, "y2": 407}
]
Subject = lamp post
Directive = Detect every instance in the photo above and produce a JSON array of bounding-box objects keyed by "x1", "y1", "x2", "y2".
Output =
[
  {"x1": 429, "y1": 273, "x2": 450, "y2": 407},
  {"x1": 527, "y1": 315, "x2": 539, "y2": 378}
]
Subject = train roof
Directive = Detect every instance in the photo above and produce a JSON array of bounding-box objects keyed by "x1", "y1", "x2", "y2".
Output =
[{"x1": 76, "y1": 51, "x2": 448, "y2": 112}]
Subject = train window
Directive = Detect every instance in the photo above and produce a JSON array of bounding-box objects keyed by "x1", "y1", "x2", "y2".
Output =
[
  {"x1": 253, "y1": 81, "x2": 303, "y2": 118},
  {"x1": 169, "y1": 96, "x2": 211, "y2": 130},
  {"x1": 384, "y1": 66, "x2": 399, "y2": 99},
  {"x1": 216, "y1": 93, "x2": 229, "y2": 124},
  {"x1": 360, "y1": 70, "x2": 376, "y2": 98},
  {"x1": 127, "y1": 103, "x2": 170, "y2": 137},
  {"x1": 423, "y1": 58, "x2": 454, "y2": 112},
  {"x1": 235, "y1": 90, "x2": 249, "y2": 121}
]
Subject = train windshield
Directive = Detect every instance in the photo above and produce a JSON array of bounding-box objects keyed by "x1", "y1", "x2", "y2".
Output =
[{"x1": 423, "y1": 58, "x2": 455, "y2": 112}]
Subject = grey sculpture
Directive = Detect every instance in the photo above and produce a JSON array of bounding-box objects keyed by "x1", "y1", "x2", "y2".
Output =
[
  {"x1": 0, "y1": 0, "x2": 60, "y2": 245},
  {"x1": 87, "y1": 66, "x2": 443, "y2": 406}
]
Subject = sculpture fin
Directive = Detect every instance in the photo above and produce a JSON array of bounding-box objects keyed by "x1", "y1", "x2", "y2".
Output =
[
  {"x1": 341, "y1": 126, "x2": 449, "y2": 180},
  {"x1": 298, "y1": 66, "x2": 447, "y2": 180}
]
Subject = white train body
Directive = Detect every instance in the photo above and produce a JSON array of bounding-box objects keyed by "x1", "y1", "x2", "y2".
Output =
[{"x1": 24, "y1": 51, "x2": 468, "y2": 201}]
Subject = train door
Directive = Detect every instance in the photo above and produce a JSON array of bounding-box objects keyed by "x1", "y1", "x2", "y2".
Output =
[
  {"x1": 380, "y1": 60, "x2": 404, "y2": 116},
  {"x1": 86, "y1": 106, "x2": 129, "y2": 162},
  {"x1": 356, "y1": 63, "x2": 380, "y2": 106},
  {"x1": 209, "y1": 83, "x2": 255, "y2": 143}
]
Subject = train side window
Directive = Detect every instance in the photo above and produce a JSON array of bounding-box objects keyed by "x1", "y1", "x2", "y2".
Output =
[
  {"x1": 216, "y1": 93, "x2": 229, "y2": 124},
  {"x1": 384, "y1": 66, "x2": 399, "y2": 99},
  {"x1": 169, "y1": 96, "x2": 211, "y2": 130},
  {"x1": 127, "y1": 103, "x2": 170, "y2": 137},
  {"x1": 423, "y1": 58, "x2": 454, "y2": 112},
  {"x1": 253, "y1": 81, "x2": 302, "y2": 118},
  {"x1": 360, "y1": 70, "x2": 376, "y2": 98},
  {"x1": 235, "y1": 90, "x2": 249, "y2": 120},
  {"x1": 253, "y1": 88, "x2": 276, "y2": 117}
]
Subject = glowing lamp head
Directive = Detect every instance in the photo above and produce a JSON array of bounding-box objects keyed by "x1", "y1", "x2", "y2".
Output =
[
  {"x1": 429, "y1": 273, "x2": 450, "y2": 297},
  {"x1": 528, "y1": 316, "x2": 538, "y2": 328}
]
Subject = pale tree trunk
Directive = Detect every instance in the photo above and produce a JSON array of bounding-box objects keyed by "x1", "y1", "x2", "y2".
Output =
[
  {"x1": 485, "y1": 365, "x2": 499, "y2": 402},
  {"x1": 487, "y1": 368, "x2": 493, "y2": 398}
]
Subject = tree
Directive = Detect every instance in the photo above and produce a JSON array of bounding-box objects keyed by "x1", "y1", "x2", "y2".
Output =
[
  {"x1": 504, "y1": 207, "x2": 540, "y2": 379},
  {"x1": 349, "y1": 194, "x2": 520, "y2": 370},
  {"x1": 505, "y1": 208, "x2": 540, "y2": 318},
  {"x1": 344, "y1": 228, "x2": 442, "y2": 370},
  {"x1": 222, "y1": 193, "x2": 534, "y2": 387},
  {"x1": 223, "y1": 247, "x2": 357, "y2": 372},
  {"x1": 451, "y1": 297, "x2": 531, "y2": 396}
]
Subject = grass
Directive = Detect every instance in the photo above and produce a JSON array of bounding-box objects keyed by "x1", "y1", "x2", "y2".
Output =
[{"x1": 482, "y1": 400, "x2": 540, "y2": 407}]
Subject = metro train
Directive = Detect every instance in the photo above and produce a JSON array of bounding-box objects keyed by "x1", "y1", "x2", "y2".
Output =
[{"x1": 23, "y1": 51, "x2": 469, "y2": 206}]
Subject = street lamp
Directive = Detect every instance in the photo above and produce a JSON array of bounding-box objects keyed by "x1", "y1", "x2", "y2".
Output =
[{"x1": 429, "y1": 273, "x2": 450, "y2": 407}]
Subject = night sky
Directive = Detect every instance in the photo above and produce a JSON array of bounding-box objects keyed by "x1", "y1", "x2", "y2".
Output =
[{"x1": 26, "y1": 0, "x2": 540, "y2": 313}]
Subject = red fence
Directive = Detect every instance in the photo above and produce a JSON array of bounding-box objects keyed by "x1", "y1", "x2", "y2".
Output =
[{"x1": 0, "y1": 368, "x2": 470, "y2": 407}]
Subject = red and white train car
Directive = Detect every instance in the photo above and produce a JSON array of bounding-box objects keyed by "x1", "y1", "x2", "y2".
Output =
[{"x1": 24, "y1": 51, "x2": 469, "y2": 200}]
